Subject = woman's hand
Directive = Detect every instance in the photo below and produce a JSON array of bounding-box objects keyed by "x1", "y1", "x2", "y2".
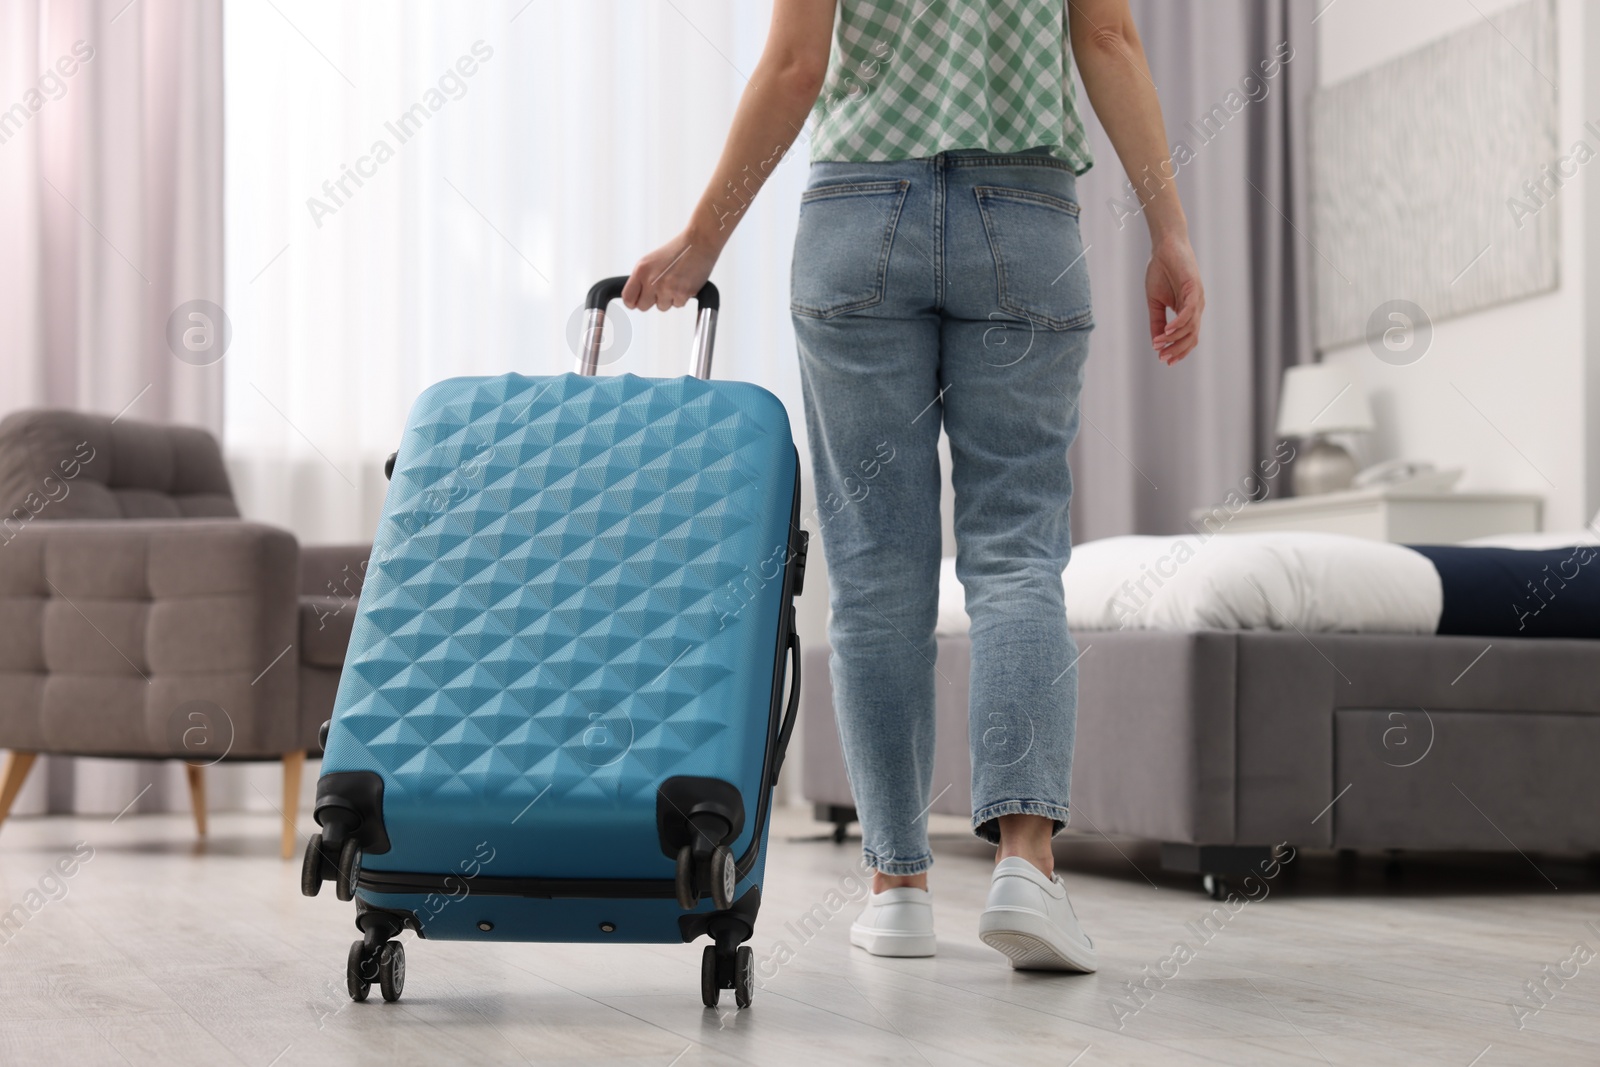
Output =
[
  {"x1": 1145, "y1": 233, "x2": 1204, "y2": 365},
  {"x1": 1070, "y1": 0, "x2": 1202, "y2": 365},
  {"x1": 621, "y1": 231, "x2": 721, "y2": 311}
]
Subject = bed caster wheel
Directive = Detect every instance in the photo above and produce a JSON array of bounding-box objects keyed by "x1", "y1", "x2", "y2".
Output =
[
  {"x1": 336, "y1": 839, "x2": 362, "y2": 902},
  {"x1": 347, "y1": 939, "x2": 374, "y2": 1002},
  {"x1": 734, "y1": 945, "x2": 754, "y2": 1009},
  {"x1": 1278, "y1": 846, "x2": 1302, "y2": 881},
  {"x1": 1202, "y1": 873, "x2": 1229, "y2": 901},
  {"x1": 1337, "y1": 849, "x2": 1360, "y2": 880},
  {"x1": 301, "y1": 833, "x2": 335, "y2": 897},
  {"x1": 701, "y1": 945, "x2": 720, "y2": 1007},
  {"x1": 709, "y1": 845, "x2": 737, "y2": 910},
  {"x1": 676, "y1": 845, "x2": 698, "y2": 910},
  {"x1": 378, "y1": 940, "x2": 406, "y2": 1003}
]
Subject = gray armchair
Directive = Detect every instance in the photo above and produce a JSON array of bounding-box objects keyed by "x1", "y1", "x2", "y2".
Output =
[{"x1": 0, "y1": 410, "x2": 368, "y2": 857}]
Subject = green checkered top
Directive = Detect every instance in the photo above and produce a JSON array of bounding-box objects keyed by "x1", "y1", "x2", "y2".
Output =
[{"x1": 807, "y1": 0, "x2": 1094, "y2": 172}]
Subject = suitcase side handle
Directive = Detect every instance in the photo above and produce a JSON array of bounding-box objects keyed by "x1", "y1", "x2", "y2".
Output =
[
  {"x1": 579, "y1": 276, "x2": 720, "y2": 380},
  {"x1": 772, "y1": 629, "x2": 801, "y2": 780}
]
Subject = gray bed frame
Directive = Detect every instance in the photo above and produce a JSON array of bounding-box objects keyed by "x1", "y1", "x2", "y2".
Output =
[{"x1": 799, "y1": 631, "x2": 1600, "y2": 896}]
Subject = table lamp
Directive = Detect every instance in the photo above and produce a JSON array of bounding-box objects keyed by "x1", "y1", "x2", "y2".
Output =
[{"x1": 1276, "y1": 363, "x2": 1374, "y2": 495}]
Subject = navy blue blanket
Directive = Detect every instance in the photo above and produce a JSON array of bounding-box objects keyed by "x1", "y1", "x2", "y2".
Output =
[{"x1": 1405, "y1": 544, "x2": 1600, "y2": 639}]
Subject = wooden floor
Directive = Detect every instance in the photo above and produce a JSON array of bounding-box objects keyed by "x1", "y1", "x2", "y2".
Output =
[{"x1": 1, "y1": 805, "x2": 1597, "y2": 1066}]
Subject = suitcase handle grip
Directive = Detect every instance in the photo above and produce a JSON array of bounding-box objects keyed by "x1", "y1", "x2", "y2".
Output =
[
  {"x1": 772, "y1": 630, "x2": 801, "y2": 780},
  {"x1": 584, "y1": 277, "x2": 719, "y2": 312},
  {"x1": 578, "y1": 276, "x2": 720, "y2": 379}
]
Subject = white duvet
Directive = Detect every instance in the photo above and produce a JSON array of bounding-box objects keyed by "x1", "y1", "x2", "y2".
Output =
[{"x1": 935, "y1": 532, "x2": 1444, "y2": 635}]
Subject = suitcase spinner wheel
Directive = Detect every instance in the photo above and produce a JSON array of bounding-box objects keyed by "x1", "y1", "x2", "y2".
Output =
[
  {"x1": 300, "y1": 833, "x2": 335, "y2": 897},
  {"x1": 710, "y1": 847, "x2": 737, "y2": 910},
  {"x1": 335, "y1": 840, "x2": 362, "y2": 903},
  {"x1": 700, "y1": 945, "x2": 718, "y2": 1007},
  {"x1": 734, "y1": 946, "x2": 754, "y2": 1009},
  {"x1": 346, "y1": 940, "x2": 373, "y2": 1003},
  {"x1": 674, "y1": 842, "x2": 739, "y2": 911},
  {"x1": 377, "y1": 941, "x2": 406, "y2": 1003},
  {"x1": 308, "y1": 277, "x2": 806, "y2": 1010},
  {"x1": 675, "y1": 845, "x2": 697, "y2": 910},
  {"x1": 700, "y1": 944, "x2": 755, "y2": 1008},
  {"x1": 345, "y1": 937, "x2": 404, "y2": 1004}
]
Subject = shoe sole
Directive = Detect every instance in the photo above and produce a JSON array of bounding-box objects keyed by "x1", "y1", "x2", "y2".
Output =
[
  {"x1": 978, "y1": 907, "x2": 1097, "y2": 972},
  {"x1": 849, "y1": 924, "x2": 936, "y2": 958}
]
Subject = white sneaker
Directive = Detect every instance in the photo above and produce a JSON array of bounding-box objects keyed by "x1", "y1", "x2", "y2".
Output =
[
  {"x1": 979, "y1": 857, "x2": 1097, "y2": 972},
  {"x1": 849, "y1": 887, "x2": 936, "y2": 957}
]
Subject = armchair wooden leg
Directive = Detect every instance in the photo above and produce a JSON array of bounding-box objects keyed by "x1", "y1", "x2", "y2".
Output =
[
  {"x1": 281, "y1": 750, "x2": 305, "y2": 860},
  {"x1": 184, "y1": 763, "x2": 208, "y2": 839},
  {"x1": 0, "y1": 751, "x2": 39, "y2": 831}
]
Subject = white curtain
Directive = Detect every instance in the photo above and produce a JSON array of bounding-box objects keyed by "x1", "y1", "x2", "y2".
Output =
[
  {"x1": 0, "y1": 0, "x2": 224, "y2": 427},
  {"x1": 1, "y1": 0, "x2": 230, "y2": 818}
]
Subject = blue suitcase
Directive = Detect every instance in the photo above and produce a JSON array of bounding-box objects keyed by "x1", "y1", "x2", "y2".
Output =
[{"x1": 303, "y1": 279, "x2": 808, "y2": 1010}]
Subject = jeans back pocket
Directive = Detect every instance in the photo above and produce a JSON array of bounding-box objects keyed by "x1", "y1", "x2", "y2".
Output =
[
  {"x1": 974, "y1": 186, "x2": 1093, "y2": 331},
  {"x1": 791, "y1": 180, "x2": 909, "y2": 319}
]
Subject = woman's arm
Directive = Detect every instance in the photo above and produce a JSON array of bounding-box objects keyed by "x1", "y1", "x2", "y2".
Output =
[
  {"x1": 622, "y1": 0, "x2": 835, "y2": 311},
  {"x1": 1069, "y1": 0, "x2": 1204, "y2": 364}
]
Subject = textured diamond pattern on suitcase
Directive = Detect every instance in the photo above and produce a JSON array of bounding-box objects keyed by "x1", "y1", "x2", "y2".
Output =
[{"x1": 321, "y1": 372, "x2": 795, "y2": 876}]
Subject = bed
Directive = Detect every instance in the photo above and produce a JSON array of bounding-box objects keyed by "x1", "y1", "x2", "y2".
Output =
[{"x1": 800, "y1": 528, "x2": 1600, "y2": 896}]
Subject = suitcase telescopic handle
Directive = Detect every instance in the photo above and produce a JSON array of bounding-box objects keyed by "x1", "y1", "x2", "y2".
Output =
[{"x1": 579, "y1": 276, "x2": 720, "y2": 380}]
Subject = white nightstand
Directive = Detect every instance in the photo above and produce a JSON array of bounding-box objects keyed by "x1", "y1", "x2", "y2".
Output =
[{"x1": 1189, "y1": 488, "x2": 1543, "y2": 543}]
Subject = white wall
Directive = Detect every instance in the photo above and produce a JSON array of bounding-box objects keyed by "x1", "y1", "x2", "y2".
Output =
[{"x1": 1316, "y1": 0, "x2": 1598, "y2": 531}]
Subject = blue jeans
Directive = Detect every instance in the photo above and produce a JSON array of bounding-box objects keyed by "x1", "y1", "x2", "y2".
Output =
[{"x1": 791, "y1": 149, "x2": 1093, "y2": 876}]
